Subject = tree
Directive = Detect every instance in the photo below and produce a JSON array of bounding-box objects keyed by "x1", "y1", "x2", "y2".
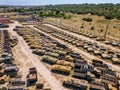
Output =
[{"x1": 55, "y1": 10, "x2": 60, "y2": 15}]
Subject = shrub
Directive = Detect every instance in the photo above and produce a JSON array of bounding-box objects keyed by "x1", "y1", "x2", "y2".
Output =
[
  {"x1": 91, "y1": 26, "x2": 94, "y2": 30},
  {"x1": 100, "y1": 29, "x2": 103, "y2": 32},
  {"x1": 81, "y1": 26, "x2": 84, "y2": 28},
  {"x1": 82, "y1": 18, "x2": 93, "y2": 22}
]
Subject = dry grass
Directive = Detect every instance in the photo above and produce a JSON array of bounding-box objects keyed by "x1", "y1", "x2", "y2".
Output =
[
  {"x1": 10, "y1": 15, "x2": 31, "y2": 19},
  {"x1": 0, "y1": 12, "x2": 15, "y2": 16},
  {"x1": 44, "y1": 13, "x2": 120, "y2": 40}
]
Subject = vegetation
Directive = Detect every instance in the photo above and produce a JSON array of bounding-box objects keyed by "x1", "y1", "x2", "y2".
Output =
[
  {"x1": 7, "y1": 8, "x2": 35, "y2": 13},
  {"x1": 2, "y1": 4, "x2": 120, "y2": 20},
  {"x1": 0, "y1": 6, "x2": 8, "y2": 8},
  {"x1": 81, "y1": 26, "x2": 84, "y2": 28},
  {"x1": 100, "y1": 29, "x2": 103, "y2": 32},
  {"x1": 91, "y1": 26, "x2": 94, "y2": 30},
  {"x1": 42, "y1": 4, "x2": 120, "y2": 20},
  {"x1": 39, "y1": 10, "x2": 71, "y2": 19},
  {"x1": 82, "y1": 18, "x2": 93, "y2": 22},
  {"x1": 4, "y1": 7, "x2": 71, "y2": 19}
]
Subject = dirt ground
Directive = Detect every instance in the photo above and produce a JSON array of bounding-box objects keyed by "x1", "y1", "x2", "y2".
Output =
[{"x1": 44, "y1": 14, "x2": 120, "y2": 40}]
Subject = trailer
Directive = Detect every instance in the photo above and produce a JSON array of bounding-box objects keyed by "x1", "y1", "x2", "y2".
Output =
[
  {"x1": 27, "y1": 67, "x2": 38, "y2": 83},
  {"x1": 42, "y1": 55, "x2": 58, "y2": 64},
  {"x1": 51, "y1": 65, "x2": 72, "y2": 75},
  {"x1": 90, "y1": 81, "x2": 107, "y2": 90},
  {"x1": 63, "y1": 77, "x2": 88, "y2": 90}
]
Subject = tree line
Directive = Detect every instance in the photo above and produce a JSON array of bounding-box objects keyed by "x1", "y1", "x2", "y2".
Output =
[
  {"x1": 42, "y1": 4, "x2": 120, "y2": 20},
  {"x1": 2, "y1": 4, "x2": 120, "y2": 20},
  {"x1": 3, "y1": 7, "x2": 71, "y2": 19}
]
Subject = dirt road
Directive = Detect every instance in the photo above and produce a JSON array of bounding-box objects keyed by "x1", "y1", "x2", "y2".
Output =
[
  {"x1": 44, "y1": 24, "x2": 120, "y2": 52},
  {"x1": 31, "y1": 25, "x2": 120, "y2": 73},
  {"x1": 6, "y1": 21, "x2": 68, "y2": 90}
]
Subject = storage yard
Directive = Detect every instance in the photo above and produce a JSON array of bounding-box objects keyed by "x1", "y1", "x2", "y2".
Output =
[{"x1": 0, "y1": 13, "x2": 120, "y2": 90}]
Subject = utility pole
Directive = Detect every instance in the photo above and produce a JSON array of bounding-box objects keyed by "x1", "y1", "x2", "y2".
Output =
[
  {"x1": 104, "y1": 24, "x2": 108, "y2": 40},
  {"x1": 39, "y1": 17, "x2": 44, "y2": 28},
  {"x1": 117, "y1": 23, "x2": 120, "y2": 41},
  {"x1": 59, "y1": 18, "x2": 62, "y2": 27}
]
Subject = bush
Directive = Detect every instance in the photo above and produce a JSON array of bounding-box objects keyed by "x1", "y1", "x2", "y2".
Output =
[
  {"x1": 82, "y1": 18, "x2": 93, "y2": 22},
  {"x1": 104, "y1": 13, "x2": 114, "y2": 20},
  {"x1": 91, "y1": 26, "x2": 94, "y2": 30},
  {"x1": 100, "y1": 29, "x2": 103, "y2": 32},
  {"x1": 81, "y1": 26, "x2": 84, "y2": 28},
  {"x1": 104, "y1": 15, "x2": 114, "y2": 20},
  {"x1": 113, "y1": 26, "x2": 116, "y2": 28},
  {"x1": 116, "y1": 15, "x2": 120, "y2": 20},
  {"x1": 63, "y1": 15, "x2": 71, "y2": 19}
]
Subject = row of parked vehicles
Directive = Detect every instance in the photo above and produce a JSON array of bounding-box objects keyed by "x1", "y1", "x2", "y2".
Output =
[
  {"x1": 46, "y1": 21, "x2": 120, "y2": 48},
  {"x1": 35, "y1": 25, "x2": 120, "y2": 65},
  {"x1": 13, "y1": 26, "x2": 120, "y2": 90},
  {"x1": 0, "y1": 30, "x2": 22, "y2": 90}
]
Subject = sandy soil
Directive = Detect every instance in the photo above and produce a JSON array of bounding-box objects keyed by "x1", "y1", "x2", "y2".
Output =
[{"x1": 45, "y1": 14, "x2": 120, "y2": 39}]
